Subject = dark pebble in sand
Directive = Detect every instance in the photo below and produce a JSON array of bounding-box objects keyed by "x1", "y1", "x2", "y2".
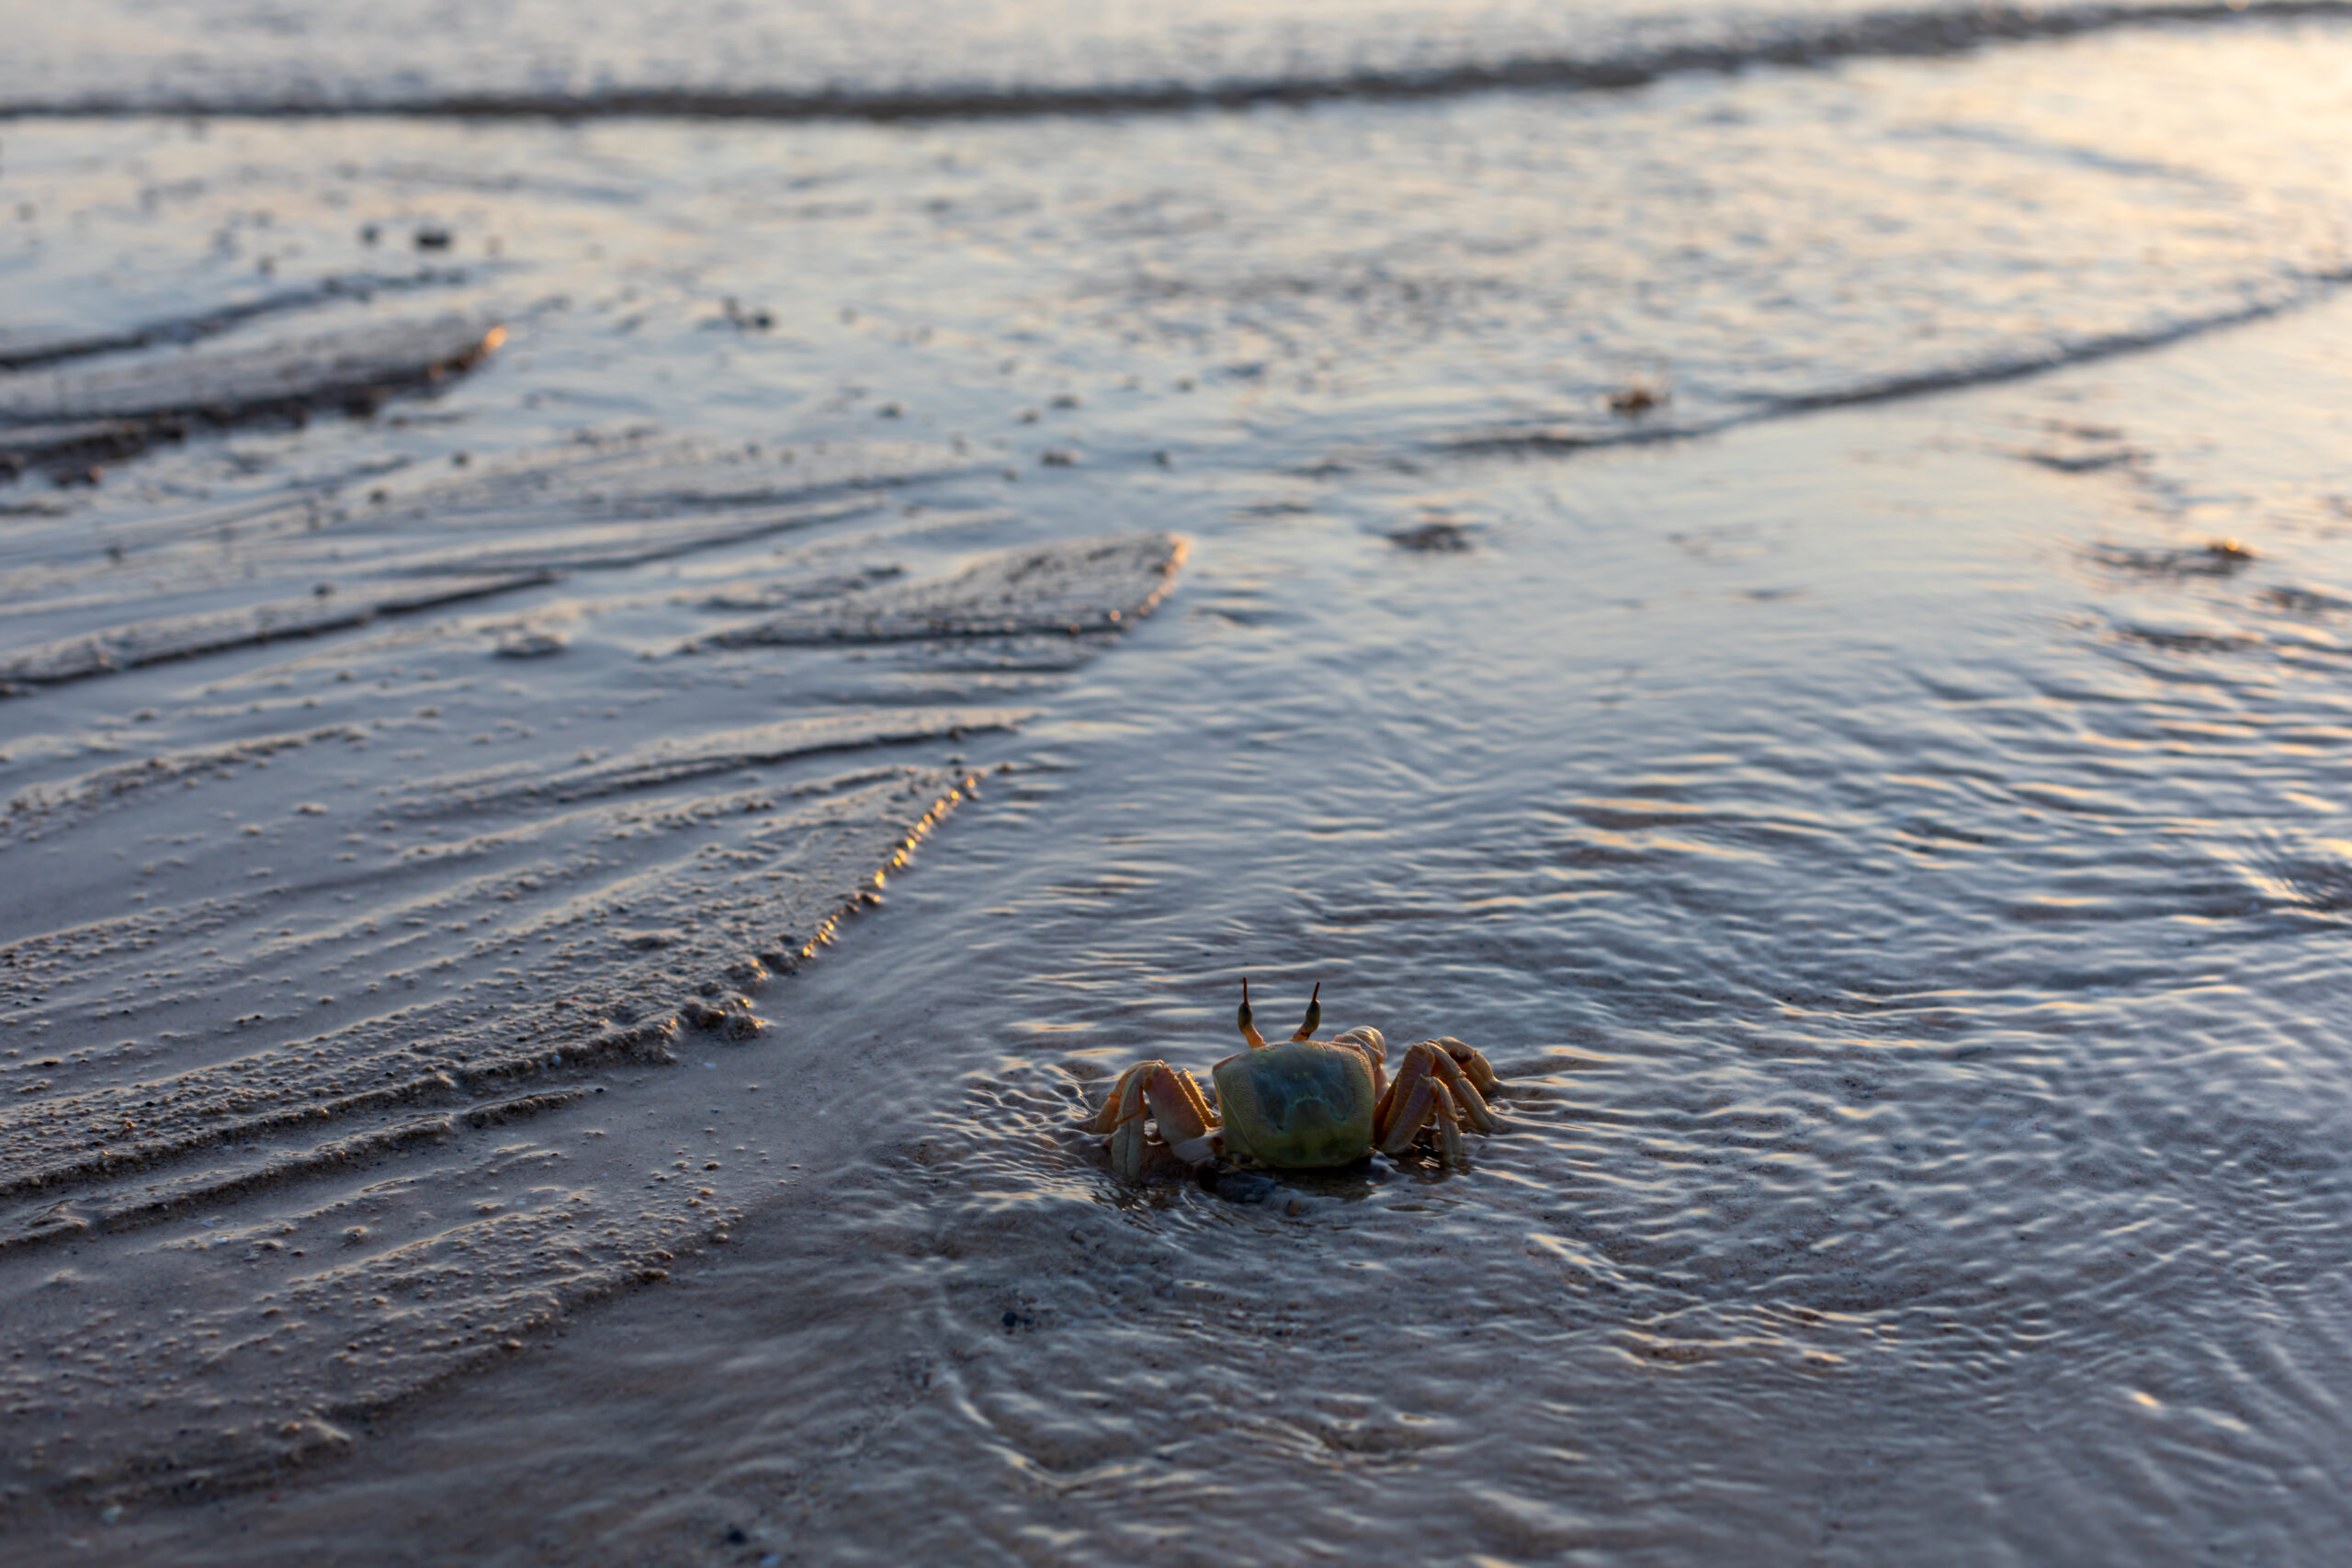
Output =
[
  {"x1": 1608, "y1": 381, "x2": 1668, "y2": 416},
  {"x1": 1389, "y1": 521, "x2": 1473, "y2": 552},
  {"x1": 493, "y1": 630, "x2": 565, "y2": 659},
  {"x1": 413, "y1": 227, "x2": 453, "y2": 251},
  {"x1": 719, "y1": 298, "x2": 774, "y2": 331}
]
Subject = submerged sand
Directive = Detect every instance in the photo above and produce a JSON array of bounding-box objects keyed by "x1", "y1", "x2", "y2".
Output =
[
  {"x1": 0, "y1": 422, "x2": 1183, "y2": 1504},
  {"x1": 8, "y1": 12, "x2": 2352, "y2": 1563}
]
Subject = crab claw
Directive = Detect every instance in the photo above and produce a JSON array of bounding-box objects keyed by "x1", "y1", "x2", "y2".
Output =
[
  {"x1": 1168, "y1": 1128, "x2": 1225, "y2": 1165},
  {"x1": 1094, "y1": 1060, "x2": 1218, "y2": 1181}
]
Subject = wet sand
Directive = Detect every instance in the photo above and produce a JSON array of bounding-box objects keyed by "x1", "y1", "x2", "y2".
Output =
[
  {"x1": 6, "y1": 276, "x2": 2352, "y2": 1561},
  {"x1": 6, "y1": 10, "x2": 2352, "y2": 1563}
]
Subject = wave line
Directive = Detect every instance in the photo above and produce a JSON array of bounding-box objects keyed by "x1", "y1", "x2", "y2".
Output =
[
  {"x1": 1442, "y1": 268, "x2": 2352, "y2": 459},
  {"x1": 1, "y1": 2, "x2": 2344, "y2": 123}
]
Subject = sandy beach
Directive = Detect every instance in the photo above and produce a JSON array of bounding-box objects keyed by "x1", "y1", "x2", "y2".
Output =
[{"x1": 6, "y1": 6, "x2": 2352, "y2": 1563}]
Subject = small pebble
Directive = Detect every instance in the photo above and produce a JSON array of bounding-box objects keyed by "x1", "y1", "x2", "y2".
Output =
[{"x1": 494, "y1": 630, "x2": 566, "y2": 660}]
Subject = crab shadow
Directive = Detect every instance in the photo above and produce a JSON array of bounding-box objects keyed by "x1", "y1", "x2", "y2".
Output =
[{"x1": 1196, "y1": 1153, "x2": 1464, "y2": 1208}]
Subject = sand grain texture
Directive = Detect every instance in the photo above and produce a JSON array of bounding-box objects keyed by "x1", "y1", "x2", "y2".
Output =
[
  {"x1": 0, "y1": 405, "x2": 1185, "y2": 1508},
  {"x1": 0, "y1": 314, "x2": 505, "y2": 475}
]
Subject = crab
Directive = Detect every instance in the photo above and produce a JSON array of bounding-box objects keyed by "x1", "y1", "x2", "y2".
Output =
[{"x1": 1091, "y1": 978, "x2": 1502, "y2": 1181}]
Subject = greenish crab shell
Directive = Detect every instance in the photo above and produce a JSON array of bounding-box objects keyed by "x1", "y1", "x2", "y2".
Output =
[{"x1": 1211, "y1": 1039, "x2": 1377, "y2": 1168}]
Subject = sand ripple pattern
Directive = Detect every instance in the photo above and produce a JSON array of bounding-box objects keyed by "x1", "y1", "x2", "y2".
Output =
[{"x1": 0, "y1": 423, "x2": 1183, "y2": 1500}]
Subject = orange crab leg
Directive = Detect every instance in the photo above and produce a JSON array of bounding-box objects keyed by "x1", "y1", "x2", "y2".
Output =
[
  {"x1": 1091, "y1": 1063, "x2": 1148, "y2": 1135},
  {"x1": 1431, "y1": 1036, "x2": 1502, "y2": 1098},
  {"x1": 1431, "y1": 1078, "x2": 1464, "y2": 1167},
  {"x1": 1374, "y1": 1043, "x2": 1442, "y2": 1153},
  {"x1": 1375, "y1": 1040, "x2": 1500, "y2": 1158},
  {"x1": 1425, "y1": 1045, "x2": 1498, "y2": 1134},
  {"x1": 1376, "y1": 1065, "x2": 1467, "y2": 1166}
]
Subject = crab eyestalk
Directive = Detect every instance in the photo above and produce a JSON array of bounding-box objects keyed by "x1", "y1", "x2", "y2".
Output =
[
  {"x1": 1238, "y1": 976, "x2": 1270, "y2": 1049},
  {"x1": 1292, "y1": 981, "x2": 1322, "y2": 1041}
]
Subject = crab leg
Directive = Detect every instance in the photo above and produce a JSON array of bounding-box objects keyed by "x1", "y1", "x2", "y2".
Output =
[
  {"x1": 1430, "y1": 1036, "x2": 1502, "y2": 1099},
  {"x1": 1431, "y1": 1078, "x2": 1464, "y2": 1167},
  {"x1": 1091, "y1": 1063, "x2": 1150, "y2": 1135},
  {"x1": 1094, "y1": 1061, "x2": 1217, "y2": 1181},
  {"x1": 1374, "y1": 1044, "x2": 1442, "y2": 1154},
  {"x1": 1426, "y1": 1045, "x2": 1498, "y2": 1134},
  {"x1": 1374, "y1": 1057, "x2": 1464, "y2": 1162},
  {"x1": 1374, "y1": 1041, "x2": 1499, "y2": 1156}
]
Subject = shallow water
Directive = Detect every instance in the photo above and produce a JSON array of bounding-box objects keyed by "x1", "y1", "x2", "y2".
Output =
[
  {"x1": 72, "y1": 292, "x2": 2352, "y2": 1565},
  {"x1": 7, "y1": 6, "x2": 2352, "y2": 1563}
]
